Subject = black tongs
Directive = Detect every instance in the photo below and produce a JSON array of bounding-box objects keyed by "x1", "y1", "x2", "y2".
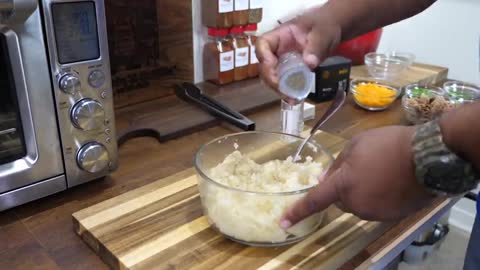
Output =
[{"x1": 175, "y1": 83, "x2": 256, "y2": 131}]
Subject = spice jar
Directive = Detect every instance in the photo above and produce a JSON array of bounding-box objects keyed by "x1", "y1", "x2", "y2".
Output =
[
  {"x1": 277, "y1": 52, "x2": 314, "y2": 103},
  {"x1": 248, "y1": 0, "x2": 263, "y2": 24},
  {"x1": 204, "y1": 28, "x2": 235, "y2": 85},
  {"x1": 231, "y1": 26, "x2": 249, "y2": 81},
  {"x1": 244, "y1": 24, "x2": 259, "y2": 78},
  {"x1": 202, "y1": 0, "x2": 234, "y2": 28},
  {"x1": 233, "y1": 0, "x2": 249, "y2": 26}
]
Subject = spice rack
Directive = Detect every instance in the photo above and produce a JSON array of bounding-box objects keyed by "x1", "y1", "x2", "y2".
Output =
[
  {"x1": 202, "y1": 0, "x2": 263, "y2": 28},
  {"x1": 201, "y1": 0, "x2": 263, "y2": 86}
]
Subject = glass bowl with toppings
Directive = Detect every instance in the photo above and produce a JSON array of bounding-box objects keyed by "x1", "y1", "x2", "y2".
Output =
[
  {"x1": 350, "y1": 78, "x2": 402, "y2": 111},
  {"x1": 365, "y1": 51, "x2": 415, "y2": 80},
  {"x1": 402, "y1": 84, "x2": 453, "y2": 124},
  {"x1": 194, "y1": 131, "x2": 334, "y2": 246},
  {"x1": 443, "y1": 81, "x2": 480, "y2": 105}
]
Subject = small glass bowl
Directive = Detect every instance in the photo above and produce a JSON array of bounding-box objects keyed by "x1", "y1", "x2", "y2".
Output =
[
  {"x1": 443, "y1": 81, "x2": 480, "y2": 105},
  {"x1": 402, "y1": 84, "x2": 451, "y2": 124},
  {"x1": 194, "y1": 131, "x2": 334, "y2": 247},
  {"x1": 365, "y1": 52, "x2": 415, "y2": 79},
  {"x1": 387, "y1": 51, "x2": 416, "y2": 66},
  {"x1": 350, "y1": 78, "x2": 401, "y2": 111}
]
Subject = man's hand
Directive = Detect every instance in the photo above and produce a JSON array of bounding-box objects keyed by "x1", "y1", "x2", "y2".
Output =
[
  {"x1": 256, "y1": 7, "x2": 342, "y2": 90},
  {"x1": 256, "y1": 0, "x2": 437, "y2": 92},
  {"x1": 281, "y1": 126, "x2": 435, "y2": 229}
]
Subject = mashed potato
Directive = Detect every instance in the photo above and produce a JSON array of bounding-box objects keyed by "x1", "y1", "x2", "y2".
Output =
[{"x1": 198, "y1": 151, "x2": 325, "y2": 244}]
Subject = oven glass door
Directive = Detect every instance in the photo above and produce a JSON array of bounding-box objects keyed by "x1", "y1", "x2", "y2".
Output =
[
  {"x1": 0, "y1": 34, "x2": 26, "y2": 165},
  {"x1": 0, "y1": 6, "x2": 64, "y2": 196}
]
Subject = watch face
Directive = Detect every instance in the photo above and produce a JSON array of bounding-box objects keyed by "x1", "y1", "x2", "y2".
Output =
[
  {"x1": 413, "y1": 120, "x2": 480, "y2": 196},
  {"x1": 423, "y1": 159, "x2": 479, "y2": 195}
]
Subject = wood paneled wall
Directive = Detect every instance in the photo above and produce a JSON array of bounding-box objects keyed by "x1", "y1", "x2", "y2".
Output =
[{"x1": 105, "y1": 0, "x2": 194, "y2": 108}]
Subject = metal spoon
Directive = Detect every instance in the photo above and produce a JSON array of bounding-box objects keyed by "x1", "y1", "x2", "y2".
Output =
[{"x1": 293, "y1": 89, "x2": 347, "y2": 161}]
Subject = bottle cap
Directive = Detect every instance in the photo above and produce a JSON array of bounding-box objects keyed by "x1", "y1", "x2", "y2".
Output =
[
  {"x1": 244, "y1": 24, "x2": 258, "y2": 32},
  {"x1": 208, "y1": 28, "x2": 229, "y2": 37},
  {"x1": 230, "y1": 26, "x2": 245, "y2": 34},
  {"x1": 277, "y1": 52, "x2": 314, "y2": 101}
]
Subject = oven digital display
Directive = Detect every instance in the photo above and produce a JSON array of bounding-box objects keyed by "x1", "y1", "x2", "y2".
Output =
[{"x1": 52, "y1": 2, "x2": 100, "y2": 64}]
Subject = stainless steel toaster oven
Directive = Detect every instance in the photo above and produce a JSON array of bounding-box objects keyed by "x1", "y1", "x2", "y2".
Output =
[{"x1": 0, "y1": 0, "x2": 117, "y2": 210}]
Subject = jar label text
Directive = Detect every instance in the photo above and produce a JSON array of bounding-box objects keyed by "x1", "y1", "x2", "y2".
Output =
[
  {"x1": 249, "y1": 0, "x2": 263, "y2": 9},
  {"x1": 235, "y1": 0, "x2": 249, "y2": 11},
  {"x1": 235, "y1": 47, "x2": 249, "y2": 67},
  {"x1": 220, "y1": 51, "x2": 234, "y2": 72},
  {"x1": 218, "y1": 0, "x2": 234, "y2": 13}
]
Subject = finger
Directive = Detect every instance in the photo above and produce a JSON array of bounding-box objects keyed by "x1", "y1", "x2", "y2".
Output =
[
  {"x1": 323, "y1": 147, "x2": 348, "y2": 179},
  {"x1": 302, "y1": 29, "x2": 327, "y2": 69},
  {"x1": 303, "y1": 26, "x2": 340, "y2": 69},
  {"x1": 259, "y1": 60, "x2": 279, "y2": 90},
  {"x1": 317, "y1": 156, "x2": 349, "y2": 213},
  {"x1": 256, "y1": 27, "x2": 281, "y2": 61},
  {"x1": 256, "y1": 36, "x2": 279, "y2": 89},
  {"x1": 280, "y1": 170, "x2": 341, "y2": 228}
]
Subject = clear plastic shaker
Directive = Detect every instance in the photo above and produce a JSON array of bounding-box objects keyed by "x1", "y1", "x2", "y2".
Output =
[
  {"x1": 278, "y1": 52, "x2": 314, "y2": 136},
  {"x1": 278, "y1": 52, "x2": 314, "y2": 102}
]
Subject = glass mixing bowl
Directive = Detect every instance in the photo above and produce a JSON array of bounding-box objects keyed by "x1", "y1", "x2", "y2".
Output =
[{"x1": 194, "y1": 131, "x2": 334, "y2": 246}]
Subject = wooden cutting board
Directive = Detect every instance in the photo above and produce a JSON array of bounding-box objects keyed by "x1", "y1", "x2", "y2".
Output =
[
  {"x1": 115, "y1": 63, "x2": 448, "y2": 145},
  {"x1": 73, "y1": 131, "x2": 394, "y2": 270},
  {"x1": 351, "y1": 62, "x2": 448, "y2": 86}
]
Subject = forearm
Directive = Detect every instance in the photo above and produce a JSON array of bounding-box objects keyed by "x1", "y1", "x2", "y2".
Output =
[
  {"x1": 319, "y1": 0, "x2": 437, "y2": 41},
  {"x1": 440, "y1": 102, "x2": 480, "y2": 171}
]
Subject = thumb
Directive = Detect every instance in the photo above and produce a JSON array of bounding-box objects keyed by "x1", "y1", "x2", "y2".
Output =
[
  {"x1": 280, "y1": 168, "x2": 342, "y2": 229},
  {"x1": 256, "y1": 36, "x2": 280, "y2": 89}
]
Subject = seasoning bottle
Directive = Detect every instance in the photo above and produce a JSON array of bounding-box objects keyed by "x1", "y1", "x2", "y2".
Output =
[
  {"x1": 202, "y1": 0, "x2": 234, "y2": 28},
  {"x1": 244, "y1": 24, "x2": 259, "y2": 78},
  {"x1": 281, "y1": 100, "x2": 304, "y2": 136},
  {"x1": 233, "y1": 0, "x2": 249, "y2": 26},
  {"x1": 278, "y1": 52, "x2": 313, "y2": 136},
  {"x1": 204, "y1": 28, "x2": 235, "y2": 85},
  {"x1": 277, "y1": 52, "x2": 314, "y2": 103},
  {"x1": 230, "y1": 26, "x2": 249, "y2": 81},
  {"x1": 248, "y1": 0, "x2": 263, "y2": 24}
]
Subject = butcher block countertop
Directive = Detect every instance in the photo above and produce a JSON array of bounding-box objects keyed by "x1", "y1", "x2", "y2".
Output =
[{"x1": 0, "y1": 63, "x2": 454, "y2": 270}]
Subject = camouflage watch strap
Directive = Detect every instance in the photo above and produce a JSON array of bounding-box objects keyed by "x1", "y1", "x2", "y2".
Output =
[{"x1": 412, "y1": 120, "x2": 480, "y2": 196}]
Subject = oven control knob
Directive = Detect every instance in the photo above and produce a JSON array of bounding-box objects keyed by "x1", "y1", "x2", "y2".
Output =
[
  {"x1": 88, "y1": 70, "x2": 106, "y2": 88},
  {"x1": 71, "y1": 99, "x2": 105, "y2": 131},
  {"x1": 77, "y1": 143, "x2": 110, "y2": 173},
  {"x1": 59, "y1": 74, "x2": 81, "y2": 95}
]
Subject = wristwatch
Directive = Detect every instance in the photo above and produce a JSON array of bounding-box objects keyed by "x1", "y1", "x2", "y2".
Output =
[{"x1": 412, "y1": 120, "x2": 480, "y2": 196}]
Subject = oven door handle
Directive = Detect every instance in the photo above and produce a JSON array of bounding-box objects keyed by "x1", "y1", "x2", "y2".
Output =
[{"x1": 0, "y1": 0, "x2": 36, "y2": 24}]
